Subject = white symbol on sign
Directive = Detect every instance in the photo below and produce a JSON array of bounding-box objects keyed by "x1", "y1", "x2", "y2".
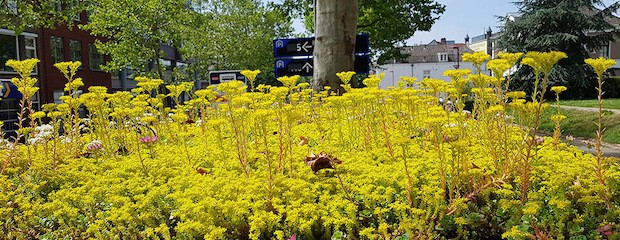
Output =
[
  {"x1": 1, "y1": 82, "x2": 9, "y2": 98},
  {"x1": 275, "y1": 40, "x2": 284, "y2": 48},
  {"x1": 296, "y1": 41, "x2": 313, "y2": 52},
  {"x1": 302, "y1": 62, "x2": 313, "y2": 72},
  {"x1": 276, "y1": 60, "x2": 285, "y2": 68}
]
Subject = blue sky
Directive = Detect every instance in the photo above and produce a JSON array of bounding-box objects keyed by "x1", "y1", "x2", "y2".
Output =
[
  {"x1": 283, "y1": 0, "x2": 618, "y2": 45},
  {"x1": 404, "y1": 0, "x2": 617, "y2": 45}
]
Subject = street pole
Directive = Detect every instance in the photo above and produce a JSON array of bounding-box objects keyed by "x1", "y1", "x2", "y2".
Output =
[{"x1": 453, "y1": 46, "x2": 460, "y2": 69}]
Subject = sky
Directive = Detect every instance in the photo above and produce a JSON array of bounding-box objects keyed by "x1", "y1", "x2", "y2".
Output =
[
  {"x1": 404, "y1": 0, "x2": 618, "y2": 45},
  {"x1": 285, "y1": 0, "x2": 618, "y2": 45}
]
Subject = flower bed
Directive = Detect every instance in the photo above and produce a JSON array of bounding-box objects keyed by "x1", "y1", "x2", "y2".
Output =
[{"x1": 0, "y1": 53, "x2": 619, "y2": 239}]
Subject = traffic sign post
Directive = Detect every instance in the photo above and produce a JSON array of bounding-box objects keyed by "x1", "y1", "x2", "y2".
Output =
[
  {"x1": 273, "y1": 34, "x2": 370, "y2": 78},
  {"x1": 275, "y1": 55, "x2": 370, "y2": 77},
  {"x1": 274, "y1": 34, "x2": 369, "y2": 58}
]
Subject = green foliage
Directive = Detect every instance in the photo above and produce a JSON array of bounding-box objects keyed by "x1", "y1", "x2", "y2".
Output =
[
  {"x1": 82, "y1": 0, "x2": 291, "y2": 82},
  {"x1": 531, "y1": 107, "x2": 620, "y2": 144},
  {"x1": 82, "y1": 0, "x2": 192, "y2": 78},
  {"x1": 281, "y1": 0, "x2": 446, "y2": 64},
  {"x1": 180, "y1": 0, "x2": 292, "y2": 82},
  {"x1": 558, "y1": 97, "x2": 620, "y2": 109},
  {"x1": 0, "y1": 0, "x2": 85, "y2": 34},
  {"x1": 498, "y1": 0, "x2": 620, "y2": 99}
]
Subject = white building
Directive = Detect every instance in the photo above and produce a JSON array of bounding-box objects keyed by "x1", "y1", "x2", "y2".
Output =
[
  {"x1": 374, "y1": 62, "x2": 477, "y2": 89},
  {"x1": 375, "y1": 38, "x2": 480, "y2": 89}
]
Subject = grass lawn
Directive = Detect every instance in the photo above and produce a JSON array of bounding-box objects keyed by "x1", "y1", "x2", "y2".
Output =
[
  {"x1": 556, "y1": 98, "x2": 620, "y2": 109},
  {"x1": 524, "y1": 106, "x2": 620, "y2": 144}
]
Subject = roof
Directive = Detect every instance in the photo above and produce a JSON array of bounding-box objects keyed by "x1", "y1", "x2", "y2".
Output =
[
  {"x1": 400, "y1": 43, "x2": 473, "y2": 63},
  {"x1": 579, "y1": 7, "x2": 620, "y2": 25}
]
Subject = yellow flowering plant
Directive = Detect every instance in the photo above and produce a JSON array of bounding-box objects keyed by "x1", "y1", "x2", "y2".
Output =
[
  {"x1": 585, "y1": 57, "x2": 618, "y2": 207},
  {"x1": 241, "y1": 69, "x2": 261, "y2": 91},
  {"x1": 0, "y1": 55, "x2": 619, "y2": 239},
  {"x1": 336, "y1": 71, "x2": 356, "y2": 92}
]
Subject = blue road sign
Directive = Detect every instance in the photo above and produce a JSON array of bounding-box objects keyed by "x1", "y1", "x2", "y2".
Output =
[
  {"x1": 0, "y1": 81, "x2": 22, "y2": 99},
  {"x1": 274, "y1": 34, "x2": 370, "y2": 58},
  {"x1": 275, "y1": 55, "x2": 370, "y2": 77}
]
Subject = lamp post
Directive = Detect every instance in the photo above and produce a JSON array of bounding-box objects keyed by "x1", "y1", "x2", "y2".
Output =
[{"x1": 453, "y1": 46, "x2": 460, "y2": 69}]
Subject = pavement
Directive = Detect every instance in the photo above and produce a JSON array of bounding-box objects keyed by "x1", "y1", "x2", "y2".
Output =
[
  {"x1": 557, "y1": 105, "x2": 620, "y2": 158},
  {"x1": 561, "y1": 135, "x2": 620, "y2": 158},
  {"x1": 558, "y1": 105, "x2": 620, "y2": 115}
]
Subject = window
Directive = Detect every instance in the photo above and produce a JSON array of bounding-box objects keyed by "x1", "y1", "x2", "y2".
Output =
[
  {"x1": 53, "y1": 90, "x2": 64, "y2": 104},
  {"x1": 600, "y1": 43, "x2": 610, "y2": 58},
  {"x1": 50, "y1": 36, "x2": 64, "y2": 63},
  {"x1": 0, "y1": 34, "x2": 17, "y2": 72},
  {"x1": 89, "y1": 44, "x2": 104, "y2": 71},
  {"x1": 423, "y1": 70, "x2": 431, "y2": 79},
  {"x1": 69, "y1": 40, "x2": 82, "y2": 63},
  {"x1": 24, "y1": 36, "x2": 37, "y2": 74},
  {"x1": 438, "y1": 53, "x2": 448, "y2": 62},
  {"x1": 24, "y1": 37, "x2": 36, "y2": 59}
]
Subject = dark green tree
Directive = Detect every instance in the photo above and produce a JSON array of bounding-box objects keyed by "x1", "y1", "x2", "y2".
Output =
[{"x1": 498, "y1": 0, "x2": 620, "y2": 99}]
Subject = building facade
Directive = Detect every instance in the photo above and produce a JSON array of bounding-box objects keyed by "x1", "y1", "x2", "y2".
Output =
[
  {"x1": 0, "y1": 28, "x2": 40, "y2": 132},
  {"x1": 466, "y1": 28, "x2": 500, "y2": 59},
  {"x1": 38, "y1": 11, "x2": 111, "y2": 104},
  {"x1": 375, "y1": 38, "x2": 478, "y2": 89}
]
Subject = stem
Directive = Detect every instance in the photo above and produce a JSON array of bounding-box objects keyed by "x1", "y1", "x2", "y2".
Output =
[
  {"x1": 594, "y1": 73, "x2": 611, "y2": 208},
  {"x1": 261, "y1": 122, "x2": 273, "y2": 204},
  {"x1": 334, "y1": 165, "x2": 353, "y2": 203},
  {"x1": 227, "y1": 102, "x2": 249, "y2": 177},
  {"x1": 401, "y1": 145, "x2": 414, "y2": 208}
]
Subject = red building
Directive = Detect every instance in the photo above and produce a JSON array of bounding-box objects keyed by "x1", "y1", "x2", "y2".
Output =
[
  {"x1": 37, "y1": 11, "x2": 111, "y2": 104},
  {"x1": 0, "y1": 11, "x2": 111, "y2": 134}
]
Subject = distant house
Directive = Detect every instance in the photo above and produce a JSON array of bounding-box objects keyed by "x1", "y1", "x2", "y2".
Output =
[
  {"x1": 495, "y1": 8, "x2": 620, "y2": 75},
  {"x1": 467, "y1": 28, "x2": 500, "y2": 59},
  {"x1": 581, "y1": 7, "x2": 620, "y2": 75},
  {"x1": 375, "y1": 38, "x2": 478, "y2": 89}
]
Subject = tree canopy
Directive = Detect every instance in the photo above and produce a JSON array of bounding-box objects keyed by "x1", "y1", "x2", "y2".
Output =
[
  {"x1": 283, "y1": 0, "x2": 445, "y2": 65},
  {"x1": 180, "y1": 0, "x2": 292, "y2": 84},
  {"x1": 0, "y1": 0, "x2": 85, "y2": 34},
  {"x1": 498, "y1": 0, "x2": 620, "y2": 98},
  {"x1": 82, "y1": 0, "x2": 191, "y2": 79}
]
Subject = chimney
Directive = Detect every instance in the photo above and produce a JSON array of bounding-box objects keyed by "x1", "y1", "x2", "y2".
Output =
[
  {"x1": 465, "y1": 34, "x2": 470, "y2": 44},
  {"x1": 440, "y1": 38, "x2": 446, "y2": 44}
]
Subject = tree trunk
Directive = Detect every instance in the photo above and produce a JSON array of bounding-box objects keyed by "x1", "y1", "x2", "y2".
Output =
[{"x1": 313, "y1": 0, "x2": 358, "y2": 93}]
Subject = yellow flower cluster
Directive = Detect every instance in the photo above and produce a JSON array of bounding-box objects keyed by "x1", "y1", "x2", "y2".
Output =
[
  {"x1": 277, "y1": 75, "x2": 300, "y2": 88},
  {"x1": 336, "y1": 71, "x2": 356, "y2": 85},
  {"x1": 241, "y1": 69, "x2": 261, "y2": 90},
  {"x1": 585, "y1": 57, "x2": 617, "y2": 77},
  {"x1": 497, "y1": 52, "x2": 523, "y2": 66},
  {"x1": 462, "y1": 51, "x2": 490, "y2": 67},
  {"x1": 487, "y1": 58, "x2": 510, "y2": 80},
  {"x1": 362, "y1": 73, "x2": 384, "y2": 88},
  {"x1": 522, "y1": 51, "x2": 567, "y2": 75},
  {"x1": 1, "y1": 53, "x2": 619, "y2": 239},
  {"x1": 550, "y1": 85, "x2": 567, "y2": 94},
  {"x1": 6, "y1": 59, "x2": 40, "y2": 99}
]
